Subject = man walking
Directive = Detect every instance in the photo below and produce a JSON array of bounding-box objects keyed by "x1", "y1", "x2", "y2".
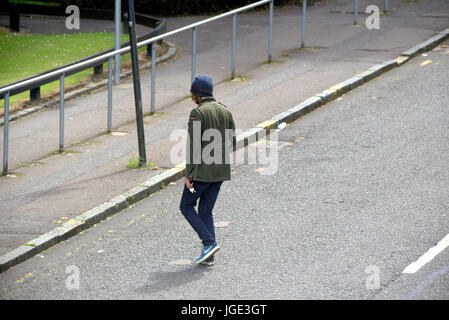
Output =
[{"x1": 180, "y1": 75, "x2": 235, "y2": 266}]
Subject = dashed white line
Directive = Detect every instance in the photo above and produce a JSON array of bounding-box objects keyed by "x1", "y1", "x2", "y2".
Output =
[{"x1": 403, "y1": 233, "x2": 449, "y2": 274}]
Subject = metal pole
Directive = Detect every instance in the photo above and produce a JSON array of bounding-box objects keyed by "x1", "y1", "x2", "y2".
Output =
[
  {"x1": 114, "y1": 0, "x2": 121, "y2": 85},
  {"x1": 2, "y1": 92, "x2": 9, "y2": 176},
  {"x1": 268, "y1": 0, "x2": 273, "y2": 63},
  {"x1": 231, "y1": 14, "x2": 237, "y2": 79},
  {"x1": 384, "y1": 0, "x2": 388, "y2": 14},
  {"x1": 354, "y1": 0, "x2": 358, "y2": 25},
  {"x1": 151, "y1": 41, "x2": 156, "y2": 114},
  {"x1": 301, "y1": 0, "x2": 306, "y2": 48},
  {"x1": 108, "y1": 57, "x2": 113, "y2": 133},
  {"x1": 191, "y1": 27, "x2": 197, "y2": 84},
  {"x1": 126, "y1": 0, "x2": 147, "y2": 166},
  {"x1": 59, "y1": 74, "x2": 65, "y2": 153}
]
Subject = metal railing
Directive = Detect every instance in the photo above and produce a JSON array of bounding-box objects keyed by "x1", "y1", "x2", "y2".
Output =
[
  {"x1": 0, "y1": 7, "x2": 167, "y2": 101},
  {"x1": 1, "y1": 0, "x2": 274, "y2": 175}
]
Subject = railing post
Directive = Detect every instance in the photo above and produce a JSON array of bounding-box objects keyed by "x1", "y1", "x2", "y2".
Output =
[
  {"x1": 268, "y1": 0, "x2": 273, "y2": 63},
  {"x1": 191, "y1": 27, "x2": 197, "y2": 84},
  {"x1": 301, "y1": 0, "x2": 307, "y2": 48},
  {"x1": 126, "y1": 0, "x2": 147, "y2": 166},
  {"x1": 231, "y1": 13, "x2": 237, "y2": 79},
  {"x1": 151, "y1": 41, "x2": 156, "y2": 114},
  {"x1": 10, "y1": 4, "x2": 20, "y2": 32},
  {"x1": 114, "y1": 0, "x2": 121, "y2": 85},
  {"x1": 93, "y1": 64, "x2": 103, "y2": 78},
  {"x1": 354, "y1": 0, "x2": 358, "y2": 25},
  {"x1": 2, "y1": 91, "x2": 9, "y2": 176},
  {"x1": 147, "y1": 42, "x2": 152, "y2": 57},
  {"x1": 108, "y1": 57, "x2": 113, "y2": 133},
  {"x1": 59, "y1": 74, "x2": 65, "y2": 153},
  {"x1": 384, "y1": 0, "x2": 388, "y2": 14},
  {"x1": 30, "y1": 87, "x2": 40, "y2": 101}
]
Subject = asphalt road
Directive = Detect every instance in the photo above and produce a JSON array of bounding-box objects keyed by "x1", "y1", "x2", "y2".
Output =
[
  {"x1": 2, "y1": 0, "x2": 448, "y2": 260},
  {"x1": 0, "y1": 39, "x2": 448, "y2": 300}
]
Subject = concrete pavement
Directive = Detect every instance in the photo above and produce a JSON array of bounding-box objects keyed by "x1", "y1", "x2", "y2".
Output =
[{"x1": 0, "y1": 0, "x2": 448, "y2": 272}]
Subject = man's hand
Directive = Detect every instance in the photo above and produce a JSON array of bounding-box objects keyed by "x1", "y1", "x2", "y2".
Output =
[{"x1": 185, "y1": 177, "x2": 193, "y2": 190}]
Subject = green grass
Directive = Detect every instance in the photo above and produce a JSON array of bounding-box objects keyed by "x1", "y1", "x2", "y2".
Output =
[
  {"x1": 127, "y1": 157, "x2": 144, "y2": 169},
  {"x1": 224, "y1": 75, "x2": 250, "y2": 82},
  {"x1": 0, "y1": 29, "x2": 145, "y2": 111},
  {"x1": 127, "y1": 156, "x2": 157, "y2": 169}
]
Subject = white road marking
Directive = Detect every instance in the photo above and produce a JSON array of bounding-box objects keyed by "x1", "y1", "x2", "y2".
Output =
[
  {"x1": 405, "y1": 263, "x2": 449, "y2": 299},
  {"x1": 403, "y1": 233, "x2": 449, "y2": 274},
  {"x1": 420, "y1": 59, "x2": 432, "y2": 66}
]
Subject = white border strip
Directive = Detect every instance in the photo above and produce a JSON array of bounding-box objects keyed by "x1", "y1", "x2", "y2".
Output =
[{"x1": 403, "y1": 233, "x2": 449, "y2": 274}]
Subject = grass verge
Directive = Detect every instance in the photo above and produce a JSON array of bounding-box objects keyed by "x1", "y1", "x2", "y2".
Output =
[{"x1": 0, "y1": 28, "x2": 166, "y2": 115}]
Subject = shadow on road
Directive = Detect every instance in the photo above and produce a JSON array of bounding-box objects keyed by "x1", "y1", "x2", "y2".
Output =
[{"x1": 136, "y1": 265, "x2": 213, "y2": 296}]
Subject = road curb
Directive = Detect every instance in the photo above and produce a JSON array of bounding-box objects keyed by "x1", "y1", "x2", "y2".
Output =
[
  {"x1": 1, "y1": 29, "x2": 448, "y2": 274},
  {"x1": 0, "y1": 41, "x2": 177, "y2": 128},
  {"x1": 401, "y1": 28, "x2": 449, "y2": 58},
  {"x1": 0, "y1": 165, "x2": 185, "y2": 273}
]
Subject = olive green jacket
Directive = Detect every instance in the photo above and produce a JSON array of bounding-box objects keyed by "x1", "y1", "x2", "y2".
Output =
[{"x1": 185, "y1": 97, "x2": 236, "y2": 182}]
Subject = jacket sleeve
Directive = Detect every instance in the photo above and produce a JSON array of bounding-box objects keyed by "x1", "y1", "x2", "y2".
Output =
[
  {"x1": 230, "y1": 114, "x2": 236, "y2": 152},
  {"x1": 185, "y1": 109, "x2": 201, "y2": 179}
]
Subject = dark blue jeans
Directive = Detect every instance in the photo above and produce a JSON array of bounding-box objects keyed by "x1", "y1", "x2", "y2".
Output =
[{"x1": 179, "y1": 181, "x2": 223, "y2": 247}]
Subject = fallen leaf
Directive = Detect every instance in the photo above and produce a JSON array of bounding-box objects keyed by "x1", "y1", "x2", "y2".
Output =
[
  {"x1": 215, "y1": 221, "x2": 232, "y2": 228},
  {"x1": 14, "y1": 272, "x2": 34, "y2": 284},
  {"x1": 110, "y1": 131, "x2": 129, "y2": 136}
]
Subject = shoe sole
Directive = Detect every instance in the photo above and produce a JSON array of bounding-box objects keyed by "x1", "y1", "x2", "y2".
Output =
[{"x1": 195, "y1": 245, "x2": 220, "y2": 264}]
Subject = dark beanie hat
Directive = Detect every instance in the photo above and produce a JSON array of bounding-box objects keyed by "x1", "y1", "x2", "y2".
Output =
[{"x1": 191, "y1": 75, "x2": 213, "y2": 97}]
